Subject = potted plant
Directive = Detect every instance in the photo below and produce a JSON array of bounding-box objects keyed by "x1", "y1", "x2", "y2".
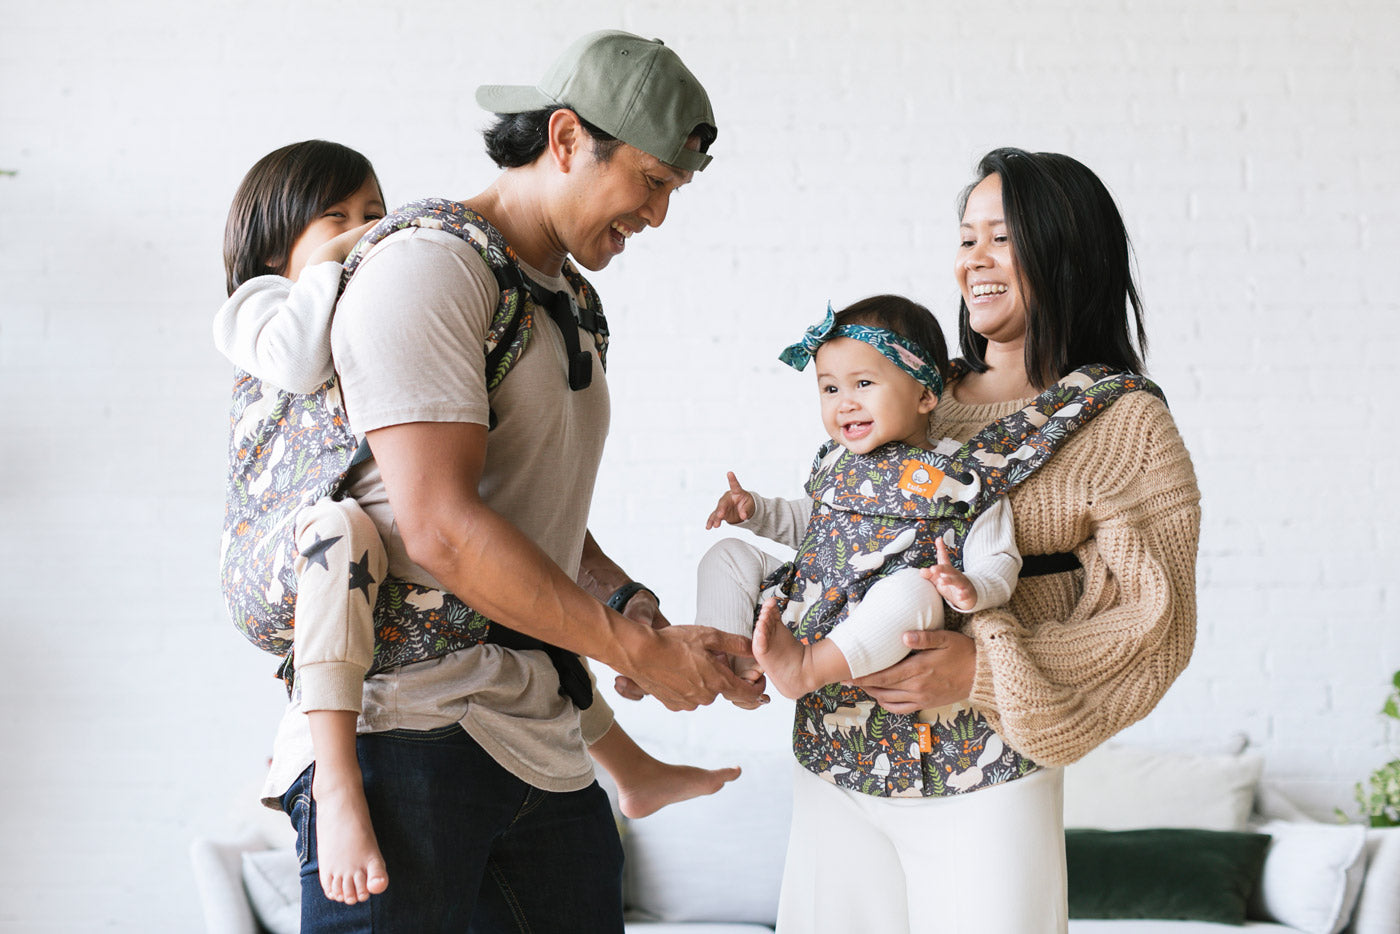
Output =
[{"x1": 1345, "y1": 670, "x2": 1400, "y2": 827}]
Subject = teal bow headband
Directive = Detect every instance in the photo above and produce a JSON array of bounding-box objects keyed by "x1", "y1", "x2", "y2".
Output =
[{"x1": 778, "y1": 304, "x2": 944, "y2": 397}]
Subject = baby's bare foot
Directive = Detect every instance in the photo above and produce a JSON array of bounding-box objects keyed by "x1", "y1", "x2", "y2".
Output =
[
  {"x1": 313, "y1": 772, "x2": 388, "y2": 904},
  {"x1": 752, "y1": 599, "x2": 826, "y2": 699},
  {"x1": 617, "y1": 761, "x2": 742, "y2": 819}
]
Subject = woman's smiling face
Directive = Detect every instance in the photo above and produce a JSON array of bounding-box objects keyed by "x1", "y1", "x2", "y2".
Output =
[{"x1": 956, "y1": 173, "x2": 1029, "y2": 346}]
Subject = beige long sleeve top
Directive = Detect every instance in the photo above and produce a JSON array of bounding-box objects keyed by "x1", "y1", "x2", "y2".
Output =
[{"x1": 932, "y1": 385, "x2": 1201, "y2": 767}]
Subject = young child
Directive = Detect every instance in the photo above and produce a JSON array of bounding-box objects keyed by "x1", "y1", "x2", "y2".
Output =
[
  {"x1": 697, "y1": 295, "x2": 1022, "y2": 700},
  {"x1": 217, "y1": 140, "x2": 740, "y2": 907}
]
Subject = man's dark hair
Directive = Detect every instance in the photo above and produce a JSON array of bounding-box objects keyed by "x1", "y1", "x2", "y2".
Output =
[
  {"x1": 483, "y1": 105, "x2": 717, "y2": 169},
  {"x1": 223, "y1": 140, "x2": 380, "y2": 295},
  {"x1": 956, "y1": 147, "x2": 1148, "y2": 389},
  {"x1": 834, "y1": 294, "x2": 950, "y2": 385}
]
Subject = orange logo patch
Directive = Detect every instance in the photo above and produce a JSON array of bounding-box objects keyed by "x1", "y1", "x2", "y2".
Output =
[
  {"x1": 916, "y1": 723, "x2": 933, "y2": 754},
  {"x1": 897, "y1": 460, "x2": 945, "y2": 499}
]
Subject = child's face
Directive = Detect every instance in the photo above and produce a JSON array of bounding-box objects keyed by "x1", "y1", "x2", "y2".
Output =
[
  {"x1": 282, "y1": 176, "x2": 386, "y2": 280},
  {"x1": 815, "y1": 337, "x2": 938, "y2": 455}
]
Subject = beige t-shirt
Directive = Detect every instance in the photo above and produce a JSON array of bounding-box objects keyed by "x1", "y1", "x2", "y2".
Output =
[{"x1": 262, "y1": 226, "x2": 610, "y2": 803}]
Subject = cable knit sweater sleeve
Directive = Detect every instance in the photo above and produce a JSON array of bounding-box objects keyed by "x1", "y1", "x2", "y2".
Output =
[{"x1": 954, "y1": 390, "x2": 1200, "y2": 767}]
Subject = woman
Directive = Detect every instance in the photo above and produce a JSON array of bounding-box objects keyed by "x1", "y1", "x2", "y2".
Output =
[{"x1": 777, "y1": 148, "x2": 1201, "y2": 933}]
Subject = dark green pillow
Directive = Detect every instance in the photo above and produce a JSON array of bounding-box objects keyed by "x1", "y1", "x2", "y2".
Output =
[{"x1": 1066, "y1": 828, "x2": 1272, "y2": 924}]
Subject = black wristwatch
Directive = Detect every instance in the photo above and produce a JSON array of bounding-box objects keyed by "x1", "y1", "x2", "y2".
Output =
[{"x1": 606, "y1": 581, "x2": 657, "y2": 612}]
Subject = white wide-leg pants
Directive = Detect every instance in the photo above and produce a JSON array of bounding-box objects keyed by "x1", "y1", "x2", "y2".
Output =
[{"x1": 776, "y1": 763, "x2": 1067, "y2": 934}]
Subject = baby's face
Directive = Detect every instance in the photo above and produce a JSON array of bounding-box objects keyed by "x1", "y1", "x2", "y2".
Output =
[{"x1": 814, "y1": 338, "x2": 936, "y2": 455}]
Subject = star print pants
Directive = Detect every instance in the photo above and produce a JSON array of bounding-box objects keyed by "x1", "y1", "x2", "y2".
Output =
[{"x1": 291, "y1": 496, "x2": 387, "y2": 712}]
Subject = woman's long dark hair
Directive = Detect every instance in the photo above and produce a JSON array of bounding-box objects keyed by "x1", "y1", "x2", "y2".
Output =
[
  {"x1": 223, "y1": 140, "x2": 379, "y2": 295},
  {"x1": 956, "y1": 147, "x2": 1148, "y2": 388}
]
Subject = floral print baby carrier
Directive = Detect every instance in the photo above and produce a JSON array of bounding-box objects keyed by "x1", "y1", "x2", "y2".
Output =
[
  {"x1": 766, "y1": 363, "x2": 1164, "y2": 798},
  {"x1": 220, "y1": 198, "x2": 607, "y2": 695}
]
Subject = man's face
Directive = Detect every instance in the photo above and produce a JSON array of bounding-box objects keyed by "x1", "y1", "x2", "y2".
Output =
[{"x1": 561, "y1": 137, "x2": 698, "y2": 272}]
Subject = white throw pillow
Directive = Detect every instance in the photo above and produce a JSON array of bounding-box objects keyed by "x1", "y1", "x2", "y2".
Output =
[
  {"x1": 1248, "y1": 820, "x2": 1367, "y2": 934},
  {"x1": 242, "y1": 848, "x2": 301, "y2": 934},
  {"x1": 1062, "y1": 742, "x2": 1263, "y2": 832},
  {"x1": 623, "y1": 751, "x2": 792, "y2": 926}
]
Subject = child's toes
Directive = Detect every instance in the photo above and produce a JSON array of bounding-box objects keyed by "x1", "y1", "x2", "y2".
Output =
[
  {"x1": 367, "y1": 856, "x2": 389, "y2": 894},
  {"x1": 351, "y1": 869, "x2": 370, "y2": 903}
]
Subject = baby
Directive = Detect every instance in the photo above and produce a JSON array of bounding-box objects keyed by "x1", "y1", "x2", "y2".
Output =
[{"x1": 698, "y1": 295, "x2": 1022, "y2": 699}]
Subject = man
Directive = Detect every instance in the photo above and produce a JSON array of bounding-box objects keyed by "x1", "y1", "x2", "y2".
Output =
[{"x1": 265, "y1": 31, "x2": 762, "y2": 932}]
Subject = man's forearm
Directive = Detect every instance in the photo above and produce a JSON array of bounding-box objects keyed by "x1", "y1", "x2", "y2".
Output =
[
  {"x1": 368, "y1": 422, "x2": 652, "y2": 674},
  {"x1": 577, "y1": 530, "x2": 631, "y2": 603}
]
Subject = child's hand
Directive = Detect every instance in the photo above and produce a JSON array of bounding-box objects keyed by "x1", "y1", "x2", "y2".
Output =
[
  {"x1": 926, "y1": 538, "x2": 978, "y2": 612},
  {"x1": 705, "y1": 471, "x2": 756, "y2": 529},
  {"x1": 307, "y1": 221, "x2": 378, "y2": 269}
]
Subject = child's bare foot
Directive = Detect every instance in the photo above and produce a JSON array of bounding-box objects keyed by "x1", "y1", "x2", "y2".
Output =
[
  {"x1": 732, "y1": 653, "x2": 764, "y2": 683},
  {"x1": 312, "y1": 769, "x2": 388, "y2": 904},
  {"x1": 752, "y1": 598, "x2": 845, "y2": 699},
  {"x1": 616, "y1": 759, "x2": 742, "y2": 819}
]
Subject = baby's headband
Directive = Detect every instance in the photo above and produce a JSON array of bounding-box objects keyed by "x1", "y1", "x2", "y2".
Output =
[{"x1": 778, "y1": 304, "x2": 944, "y2": 397}]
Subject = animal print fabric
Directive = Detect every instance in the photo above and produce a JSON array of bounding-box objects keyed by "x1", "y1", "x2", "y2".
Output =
[
  {"x1": 771, "y1": 364, "x2": 1164, "y2": 797},
  {"x1": 220, "y1": 200, "x2": 605, "y2": 683}
]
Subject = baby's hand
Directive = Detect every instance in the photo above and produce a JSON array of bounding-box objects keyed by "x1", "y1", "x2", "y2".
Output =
[
  {"x1": 307, "y1": 221, "x2": 378, "y2": 269},
  {"x1": 927, "y1": 538, "x2": 978, "y2": 612},
  {"x1": 705, "y1": 471, "x2": 756, "y2": 529}
]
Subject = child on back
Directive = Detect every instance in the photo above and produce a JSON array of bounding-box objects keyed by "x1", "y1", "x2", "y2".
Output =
[
  {"x1": 217, "y1": 139, "x2": 740, "y2": 907},
  {"x1": 697, "y1": 295, "x2": 1023, "y2": 700}
]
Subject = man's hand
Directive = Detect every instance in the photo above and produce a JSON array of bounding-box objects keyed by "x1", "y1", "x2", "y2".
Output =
[
  {"x1": 845, "y1": 629, "x2": 976, "y2": 714},
  {"x1": 618, "y1": 587, "x2": 668, "y2": 630},
  {"x1": 705, "y1": 472, "x2": 755, "y2": 529},
  {"x1": 612, "y1": 609, "x2": 769, "y2": 709},
  {"x1": 617, "y1": 625, "x2": 767, "y2": 711},
  {"x1": 926, "y1": 539, "x2": 978, "y2": 611}
]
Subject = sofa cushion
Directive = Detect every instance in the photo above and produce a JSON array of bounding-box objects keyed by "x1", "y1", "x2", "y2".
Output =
[
  {"x1": 623, "y1": 752, "x2": 791, "y2": 926},
  {"x1": 1063, "y1": 742, "x2": 1263, "y2": 832},
  {"x1": 242, "y1": 848, "x2": 300, "y2": 934},
  {"x1": 1066, "y1": 828, "x2": 1271, "y2": 924},
  {"x1": 1247, "y1": 819, "x2": 1367, "y2": 934}
]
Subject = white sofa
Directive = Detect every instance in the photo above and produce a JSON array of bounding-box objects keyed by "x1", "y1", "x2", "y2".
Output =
[{"x1": 192, "y1": 739, "x2": 1400, "y2": 934}]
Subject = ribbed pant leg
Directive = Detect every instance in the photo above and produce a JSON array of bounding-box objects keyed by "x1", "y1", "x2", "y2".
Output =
[{"x1": 694, "y1": 538, "x2": 787, "y2": 637}]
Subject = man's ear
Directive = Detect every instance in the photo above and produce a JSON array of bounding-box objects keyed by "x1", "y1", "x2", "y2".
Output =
[{"x1": 546, "y1": 108, "x2": 585, "y2": 173}]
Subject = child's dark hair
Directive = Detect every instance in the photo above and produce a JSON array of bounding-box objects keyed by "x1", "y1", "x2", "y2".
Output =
[
  {"x1": 834, "y1": 295, "x2": 951, "y2": 387},
  {"x1": 223, "y1": 140, "x2": 381, "y2": 295}
]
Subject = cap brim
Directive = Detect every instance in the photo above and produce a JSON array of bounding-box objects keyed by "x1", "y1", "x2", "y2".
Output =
[{"x1": 475, "y1": 84, "x2": 555, "y2": 114}]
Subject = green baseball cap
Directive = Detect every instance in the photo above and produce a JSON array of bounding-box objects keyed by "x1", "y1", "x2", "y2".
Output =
[{"x1": 476, "y1": 30, "x2": 716, "y2": 172}]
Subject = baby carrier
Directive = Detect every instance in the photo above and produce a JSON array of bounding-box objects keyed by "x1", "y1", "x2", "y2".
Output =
[
  {"x1": 766, "y1": 363, "x2": 1164, "y2": 797},
  {"x1": 218, "y1": 198, "x2": 606, "y2": 704}
]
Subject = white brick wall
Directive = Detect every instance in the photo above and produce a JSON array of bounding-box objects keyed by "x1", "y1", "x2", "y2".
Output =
[{"x1": 2, "y1": 0, "x2": 1397, "y2": 929}]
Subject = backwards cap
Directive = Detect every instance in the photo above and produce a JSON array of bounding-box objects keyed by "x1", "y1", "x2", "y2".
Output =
[{"x1": 475, "y1": 30, "x2": 716, "y2": 172}]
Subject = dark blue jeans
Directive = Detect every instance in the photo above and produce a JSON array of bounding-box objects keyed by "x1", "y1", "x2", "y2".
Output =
[{"x1": 280, "y1": 724, "x2": 624, "y2": 933}]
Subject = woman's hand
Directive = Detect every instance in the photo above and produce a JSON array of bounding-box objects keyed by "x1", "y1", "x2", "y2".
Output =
[{"x1": 846, "y1": 629, "x2": 977, "y2": 714}]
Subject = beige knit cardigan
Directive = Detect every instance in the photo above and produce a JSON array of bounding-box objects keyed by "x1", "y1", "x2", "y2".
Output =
[{"x1": 931, "y1": 384, "x2": 1201, "y2": 768}]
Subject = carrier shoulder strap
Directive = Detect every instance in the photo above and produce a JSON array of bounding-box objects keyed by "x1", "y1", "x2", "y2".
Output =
[
  {"x1": 953, "y1": 361, "x2": 1165, "y2": 575},
  {"x1": 338, "y1": 197, "x2": 610, "y2": 462}
]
